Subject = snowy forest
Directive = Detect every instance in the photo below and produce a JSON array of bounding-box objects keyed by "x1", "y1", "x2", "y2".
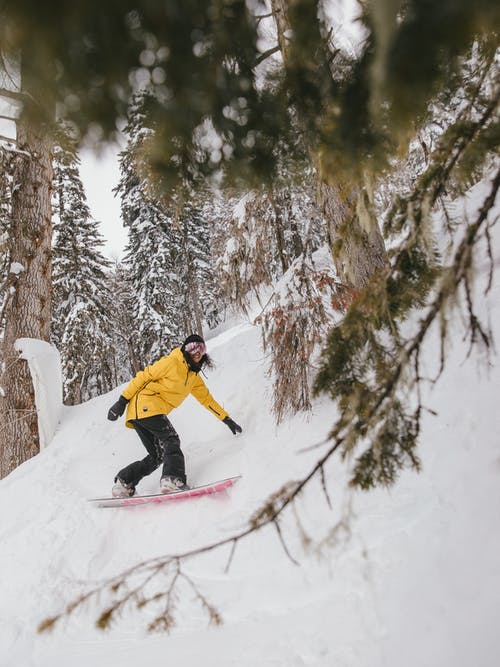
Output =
[{"x1": 0, "y1": 0, "x2": 499, "y2": 652}]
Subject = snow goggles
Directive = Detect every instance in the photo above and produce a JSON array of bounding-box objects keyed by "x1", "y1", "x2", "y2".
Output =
[{"x1": 185, "y1": 341, "x2": 206, "y2": 357}]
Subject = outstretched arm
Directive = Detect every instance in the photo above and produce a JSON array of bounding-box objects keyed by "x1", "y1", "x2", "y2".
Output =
[
  {"x1": 190, "y1": 375, "x2": 242, "y2": 433},
  {"x1": 190, "y1": 375, "x2": 229, "y2": 420}
]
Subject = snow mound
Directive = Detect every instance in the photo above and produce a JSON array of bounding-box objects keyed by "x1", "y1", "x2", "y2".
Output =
[{"x1": 15, "y1": 338, "x2": 63, "y2": 448}]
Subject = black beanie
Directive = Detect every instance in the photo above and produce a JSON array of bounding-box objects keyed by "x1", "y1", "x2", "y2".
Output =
[{"x1": 183, "y1": 334, "x2": 205, "y2": 346}]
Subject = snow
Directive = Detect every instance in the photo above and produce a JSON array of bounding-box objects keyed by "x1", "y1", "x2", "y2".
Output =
[
  {"x1": 9, "y1": 262, "x2": 24, "y2": 275},
  {"x1": 232, "y1": 192, "x2": 253, "y2": 225},
  {"x1": 0, "y1": 186, "x2": 499, "y2": 666},
  {"x1": 14, "y1": 338, "x2": 63, "y2": 449}
]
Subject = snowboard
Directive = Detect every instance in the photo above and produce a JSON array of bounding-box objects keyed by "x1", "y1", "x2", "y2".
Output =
[{"x1": 89, "y1": 474, "x2": 241, "y2": 508}]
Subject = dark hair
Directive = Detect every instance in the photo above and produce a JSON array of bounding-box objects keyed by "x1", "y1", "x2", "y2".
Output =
[{"x1": 200, "y1": 354, "x2": 215, "y2": 371}]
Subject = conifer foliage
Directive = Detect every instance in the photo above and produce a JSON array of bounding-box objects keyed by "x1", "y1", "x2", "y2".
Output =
[
  {"x1": 213, "y1": 175, "x2": 332, "y2": 421},
  {"x1": 174, "y1": 199, "x2": 222, "y2": 334},
  {"x1": 214, "y1": 175, "x2": 325, "y2": 307},
  {"x1": 257, "y1": 252, "x2": 348, "y2": 423},
  {"x1": 106, "y1": 260, "x2": 143, "y2": 378},
  {"x1": 116, "y1": 94, "x2": 222, "y2": 365},
  {"x1": 51, "y1": 129, "x2": 115, "y2": 405}
]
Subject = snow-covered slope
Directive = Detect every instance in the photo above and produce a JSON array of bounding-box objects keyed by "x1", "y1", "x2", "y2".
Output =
[{"x1": 1, "y1": 187, "x2": 499, "y2": 667}]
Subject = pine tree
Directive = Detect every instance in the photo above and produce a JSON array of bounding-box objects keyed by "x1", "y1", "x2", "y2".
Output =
[
  {"x1": 51, "y1": 129, "x2": 115, "y2": 405},
  {"x1": 107, "y1": 260, "x2": 143, "y2": 377},
  {"x1": 174, "y1": 199, "x2": 223, "y2": 335},
  {"x1": 117, "y1": 95, "x2": 224, "y2": 362},
  {"x1": 116, "y1": 94, "x2": 183, "y2": 364},
  {"x1": 267, "y1": 0, "x2": 388, "y2": 290},
  {"x1": 214, "y1": 173, "x2": 326, "y2": 312}
]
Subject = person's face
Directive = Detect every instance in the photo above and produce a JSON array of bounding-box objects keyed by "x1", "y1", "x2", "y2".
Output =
[{"x1": 186, "y1": 341, "x2": 206, "y2": 363}]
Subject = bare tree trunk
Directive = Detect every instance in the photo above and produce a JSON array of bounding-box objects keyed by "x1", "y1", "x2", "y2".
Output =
[
  {"x1": 182, "y1": 224, "x2": 204, "y2": 338},
  {"x1": 318, "y1": 178, "x2": 388, "y2": 289},
  {"x1": 271, "y1": 0, "x2": 291, "y2": 59},
  {"x1": 0, "y1": 85, "x2": 53, "y2": 478},
  {"x1": 127, "y1": 340, "x2": 142, "y2": 375},
  {"x1": 269, "y1": 0, "x2": 388, "y2": 289},
  {"x1": 287, "y1": 194, "x2": 304, "y2": 259},
  {"x1": 268, "y1": 190, "x2": 289, "y2": 273}
]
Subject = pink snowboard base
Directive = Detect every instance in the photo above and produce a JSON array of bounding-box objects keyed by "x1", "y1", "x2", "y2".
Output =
[{"x1": 89, "y1": 475, "x2": 241, "y2": 508}]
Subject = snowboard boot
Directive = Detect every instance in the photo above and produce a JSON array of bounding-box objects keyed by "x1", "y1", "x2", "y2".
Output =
[
  {"x1": 112, "y1": 477, "x2": 136, "y2": 498},
  {"x1": 160, "y1": 476, "x2": 190, "y2": 494}
]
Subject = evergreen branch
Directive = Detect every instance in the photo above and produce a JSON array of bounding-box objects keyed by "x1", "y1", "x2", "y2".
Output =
[
  {"x1": 402, "y1": 166, "x2": 499, "y2": 368},
  {"x1": 390, "y1": 166, "x2": 497, "y2": 388},
  {"x1": 481, "y1": 212, "x2": 498, "y2": 294},
  {"x1": 461, "y1": 48, "x2": 498, "y2": 122},
  {"x1": 431, "y1": 88, "x2": 500, "y2": 205},
  {"x1": 181, "y1": 570, "x2": 222, "y2": 627},
  {"x1": 321, "y1": 164, "x2": 500, "y2": 488}
]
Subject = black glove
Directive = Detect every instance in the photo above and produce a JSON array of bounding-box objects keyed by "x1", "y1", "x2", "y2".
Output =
[
  {"x1": 107, "y1": 395, "x2": 128, "y2": 421},
  {"x1": 223, "y1": 416, "x2": 242, "y2": 435}
]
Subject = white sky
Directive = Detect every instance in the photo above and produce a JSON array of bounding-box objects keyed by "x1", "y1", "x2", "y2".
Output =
[{"x1": 78, "y1": 145, "x2": 127, "y2": 261}]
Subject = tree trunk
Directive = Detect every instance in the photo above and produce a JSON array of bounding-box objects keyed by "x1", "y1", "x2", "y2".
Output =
[
  {"x1": 182, "y1": 224, "x2": 204, "y2": 338},
  {"x1": 271, "y1": 0, "x2": 291, "y2": 60},
  {"x1": 269, "y1": 190, "x2": 289, "y2": 274},
  {"x1": 0, "y1": 94, "x2": 53, "y2": 478},
  {"x1": 127, "y1": 338, "x2": 142, "y2": 375},
  {"x1": 318, "y1": 179, "x2": 388, "y2": 289}
]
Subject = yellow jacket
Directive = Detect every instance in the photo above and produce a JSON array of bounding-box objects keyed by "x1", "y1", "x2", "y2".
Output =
[{"x1": 122, "y1": 348, "x2": 229, "y2": 428}]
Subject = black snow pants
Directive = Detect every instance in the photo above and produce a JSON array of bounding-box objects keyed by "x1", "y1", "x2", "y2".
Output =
[{"x1": 116, "y1": 414, "x2": 185, "y2": 489}]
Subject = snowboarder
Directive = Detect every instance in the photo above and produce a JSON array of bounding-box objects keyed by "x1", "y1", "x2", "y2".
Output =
[{"x1": 107, "y1": 334, "x2": 242, "y2": 498}]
